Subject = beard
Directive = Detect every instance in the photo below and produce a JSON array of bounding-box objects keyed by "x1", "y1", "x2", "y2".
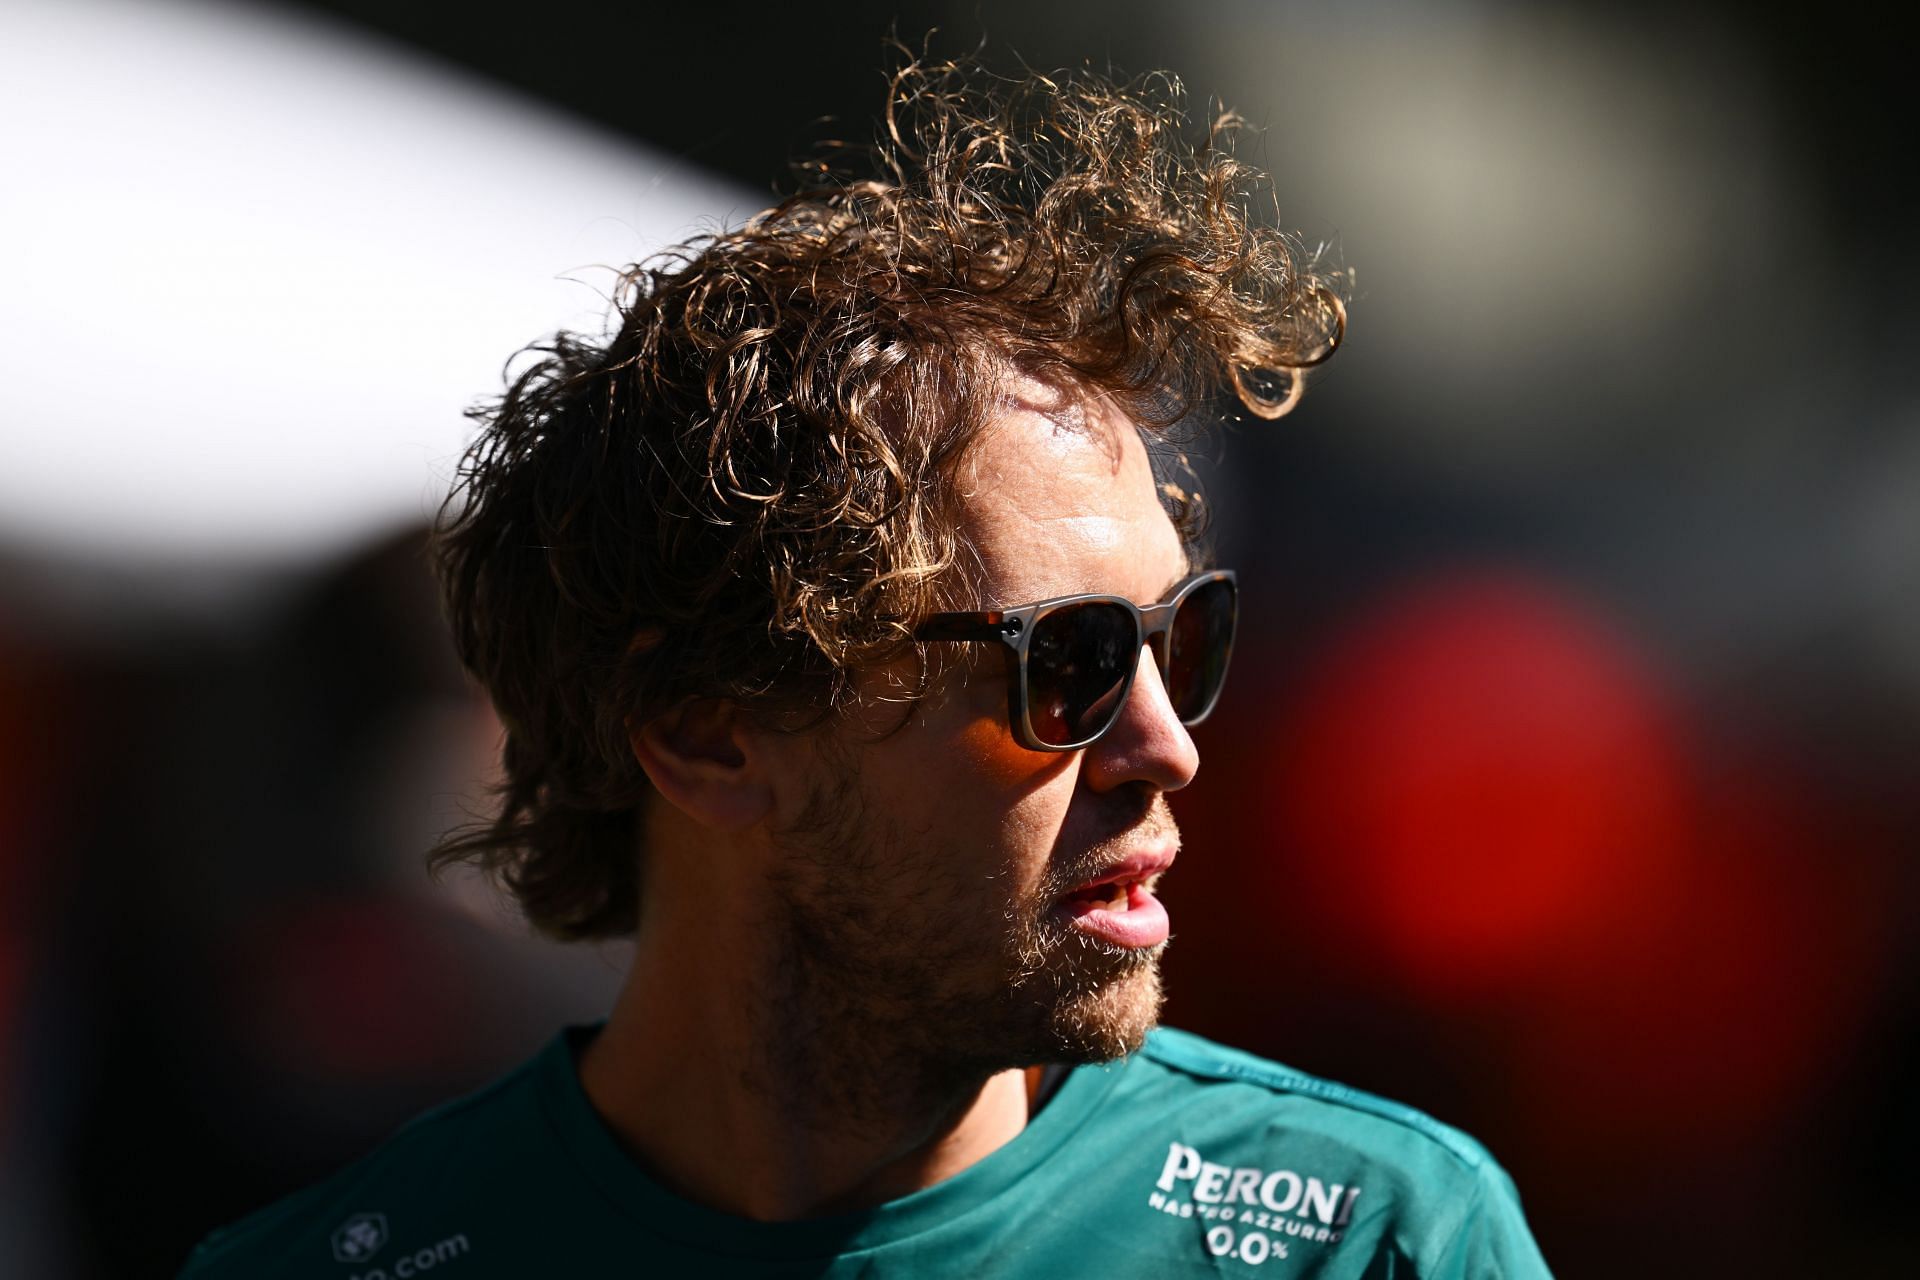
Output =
[{"x1": 755, "y1": 757, "x2": 1171, "y2": 1128}]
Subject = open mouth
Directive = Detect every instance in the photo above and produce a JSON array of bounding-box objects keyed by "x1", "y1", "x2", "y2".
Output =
[
  {"x1": 1052, "y1": 856, "x2": 1174, "y2": 948},
  {"x1": 1059, "y1": 876, "x2": 1154, "y2": 915}
]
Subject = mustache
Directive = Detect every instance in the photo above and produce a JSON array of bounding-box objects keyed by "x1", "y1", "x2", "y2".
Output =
[{"x1": 1040, "y1": 793, "x2": 1181, "y2": 897}]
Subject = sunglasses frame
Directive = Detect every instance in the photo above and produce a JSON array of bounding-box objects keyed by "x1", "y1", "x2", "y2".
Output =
[{"x1": 914, "y1": 569, "x2": 1238, "y2": 752}]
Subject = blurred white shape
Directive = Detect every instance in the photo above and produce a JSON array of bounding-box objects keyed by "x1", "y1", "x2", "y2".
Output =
[
  {"x1": 1190, "y1": 2, "x2": 1813, "y2": 475},
  {"x1": 0, "y1": 0, "x2": 752, "y2": 565}
]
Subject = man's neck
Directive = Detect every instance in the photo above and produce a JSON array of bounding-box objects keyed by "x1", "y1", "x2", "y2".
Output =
[{"x1": 578, "y1": 915, "x2": 1037, "y2": 1222}]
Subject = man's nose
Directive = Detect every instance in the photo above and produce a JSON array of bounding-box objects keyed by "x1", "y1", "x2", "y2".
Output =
[{"x1": 1081, "y1": 647, "x2": 1201, "y2": 792}]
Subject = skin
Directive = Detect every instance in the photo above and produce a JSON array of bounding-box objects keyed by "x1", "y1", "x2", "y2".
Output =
[{"x1": 579, "y1": 371, "x2": 1203, "y2": 1222}]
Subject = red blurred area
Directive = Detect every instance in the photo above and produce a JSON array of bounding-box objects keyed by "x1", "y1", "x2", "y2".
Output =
[
  {"x1": 0, "y1": 640, "x2": 77, "y2": 1146},
  {"x1": 1276, "y1": 574, "x2": 1690, "y2": 1003},
  {"x1": 1508, "y1": 751, "x2": 1892, "y2": 1164},
  {"x1": 1177, "y1": 568, "x2": 1894, "y2": 1175},
  {"x1": 227, "y1": 896, "x2": 480, "y2": 1082}
]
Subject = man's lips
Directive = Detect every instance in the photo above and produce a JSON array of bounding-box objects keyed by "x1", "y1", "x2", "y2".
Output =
[
  {"x1": 1053, "y1": 849, "x2": 1176, "y2": 949},
  {"x1": 1064, "y1": 849, "x2": 1176, "y2": 894}
]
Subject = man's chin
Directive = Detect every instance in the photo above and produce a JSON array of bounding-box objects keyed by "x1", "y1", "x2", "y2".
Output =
[{"x1": 1034, "y1": 956, "x2": 1166, "y2": 1064}]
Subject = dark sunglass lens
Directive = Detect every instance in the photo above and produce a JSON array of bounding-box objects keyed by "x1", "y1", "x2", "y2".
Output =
[
  {"x1": 1167, "y1": 578, "x2": 1237, "y2": 721},
  {"x1": 1026, "y1": 602, "x2": 1138, "y2": 746}
]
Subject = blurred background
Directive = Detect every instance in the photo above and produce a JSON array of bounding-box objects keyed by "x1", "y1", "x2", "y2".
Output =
[{"x1": 1, "y1": 0, "x2": 1912, "y2": 1275}]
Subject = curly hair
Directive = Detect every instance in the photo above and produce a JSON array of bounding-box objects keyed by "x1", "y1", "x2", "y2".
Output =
[{"x1": 429, "y1": 50, "x2": 1347, "y2": 940}]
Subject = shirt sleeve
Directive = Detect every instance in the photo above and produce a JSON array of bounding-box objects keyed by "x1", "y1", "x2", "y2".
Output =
[{"x1": 1427, "y1": 1159, "x2": 1554, "y2": 1280}]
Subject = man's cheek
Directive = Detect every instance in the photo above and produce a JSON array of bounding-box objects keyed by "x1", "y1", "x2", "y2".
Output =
[{"x1": 955, "y1": 714, "x2": 1074, "y2": 788}]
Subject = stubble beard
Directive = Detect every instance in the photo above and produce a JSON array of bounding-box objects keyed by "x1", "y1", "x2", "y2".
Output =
[
  {"x1": 1005, "y1": 902, "x2": 1166, "y2": 1065},
  {"x1": 754, "y1": 765, "x2": 1167, "y2": 1130}
]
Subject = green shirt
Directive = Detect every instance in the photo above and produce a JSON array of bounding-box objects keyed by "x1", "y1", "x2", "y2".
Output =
[{"x1": 180, "y1": 1026, "x2": 1552, "y2": 1278}]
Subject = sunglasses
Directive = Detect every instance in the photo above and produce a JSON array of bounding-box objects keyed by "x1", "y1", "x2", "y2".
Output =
[{"x1": 914, "y1": 570, "x2": 1238, "y2": 752}]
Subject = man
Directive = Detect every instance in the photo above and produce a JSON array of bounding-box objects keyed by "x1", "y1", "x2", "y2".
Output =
[{"x1": 181, "y1": 53, "x2": 1551, "y2": 1278}]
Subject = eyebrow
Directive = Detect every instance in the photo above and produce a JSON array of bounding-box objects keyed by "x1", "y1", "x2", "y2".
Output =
[
  {"x1": 1060, "y1": 559, "x2": 1199, "y2": 609},
  {"x1": 977, "y1": 553, "x2": 1205, "y2": 613}
]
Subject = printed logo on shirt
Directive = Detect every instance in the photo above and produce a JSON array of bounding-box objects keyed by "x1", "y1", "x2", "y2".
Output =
[
  {"x1": 332, "y1": 1214, "x2": 388, "y2": 1264},
  {"x1": 330, "y1": 1215, "x2": 473, "y2": 1280},
  {"x1": 1146, "y1": 1142, "x2": 1361, "y2": 1266}
]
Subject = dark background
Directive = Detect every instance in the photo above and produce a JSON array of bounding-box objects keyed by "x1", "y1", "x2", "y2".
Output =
[{"x1": 4, "y1": 1, "x2": 1915, "y2": 1275}]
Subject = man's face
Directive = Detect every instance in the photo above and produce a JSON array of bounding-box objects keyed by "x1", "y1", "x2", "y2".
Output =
[{"x1": 763, "y1": 373, "x2": 1202, "y2": 1074}]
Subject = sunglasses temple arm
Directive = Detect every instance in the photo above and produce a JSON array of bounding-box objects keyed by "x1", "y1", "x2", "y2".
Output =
[{"x1": 914, "y1": 613, "x2": 1021, "y2": 643}]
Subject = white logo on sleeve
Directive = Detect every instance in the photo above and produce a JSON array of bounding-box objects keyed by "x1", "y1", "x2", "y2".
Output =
[
  {"x1": 329, "y1": 1213, "x2": 474, "y2": 1279},
  {"x1": 1145, "y1": 1142, "x2": 1362, "y2": 1265},
  {"x1": 332, "y1": 1214, "x2": 388, "y2": 1264}
]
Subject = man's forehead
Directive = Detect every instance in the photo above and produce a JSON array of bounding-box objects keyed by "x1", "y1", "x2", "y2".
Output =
[{"x1": 957, "y1": 377, "x2": 1191, "y2": 605}]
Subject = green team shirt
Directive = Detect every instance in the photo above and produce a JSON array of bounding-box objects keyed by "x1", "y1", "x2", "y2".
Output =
[{"x1": 179, "y1": 1025, "x2": 1552, "y2": 1278}]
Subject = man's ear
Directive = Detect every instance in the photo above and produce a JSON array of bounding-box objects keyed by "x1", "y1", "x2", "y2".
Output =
[{"x1": 627, "y1": 699, "x2": 774, "y2": 831}]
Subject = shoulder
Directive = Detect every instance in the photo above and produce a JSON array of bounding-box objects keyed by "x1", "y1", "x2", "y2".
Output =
[
  {"x1": 1135, "y1": 1026, "x2": 1500, "y2": 1174},
  {"x1": 177, "y1": 1046, "x2": 553, "y2": 1279},
  {"x1": 1106, "y1": 1026, "x2": 1551, "y2": 1276}
]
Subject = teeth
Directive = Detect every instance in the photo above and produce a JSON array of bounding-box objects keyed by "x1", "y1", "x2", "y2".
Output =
[{"x1": 1106, "y1": 882, "x2": 1129, "y2": 911}]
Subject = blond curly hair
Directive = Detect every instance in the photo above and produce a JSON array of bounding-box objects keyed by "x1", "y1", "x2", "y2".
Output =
[{"x1": 430, "y1": 50, "x2": 1346, "y2": 939}]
